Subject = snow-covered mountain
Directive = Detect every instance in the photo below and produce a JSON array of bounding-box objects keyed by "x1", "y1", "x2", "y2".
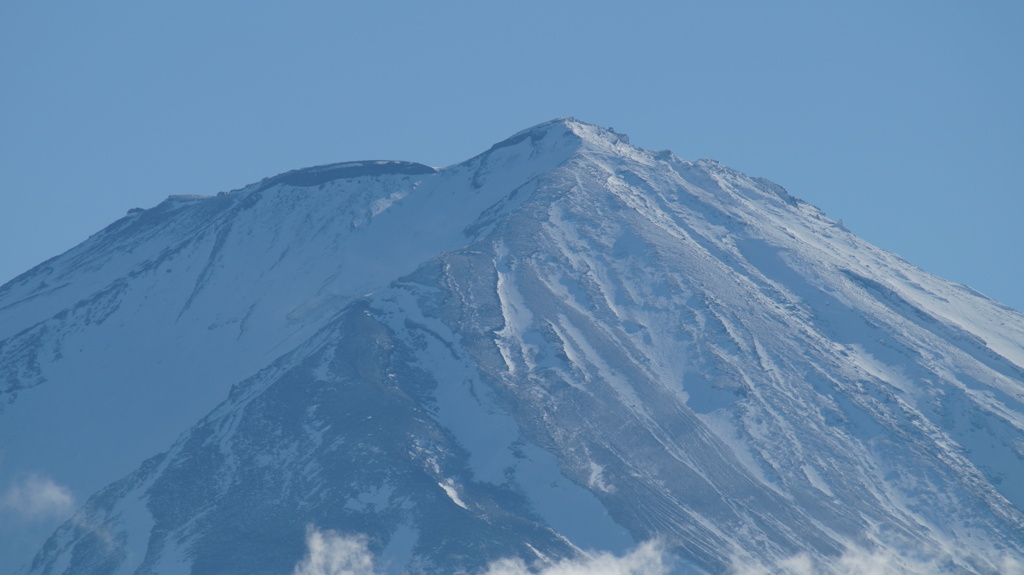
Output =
[{"x1": 2, "y1": 119, "x2": 1023, "y2": 574}]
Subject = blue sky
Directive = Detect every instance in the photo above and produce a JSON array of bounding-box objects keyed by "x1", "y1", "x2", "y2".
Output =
[{"x1": 2, "y1": 1, "x2": 1022, "y2": 310}]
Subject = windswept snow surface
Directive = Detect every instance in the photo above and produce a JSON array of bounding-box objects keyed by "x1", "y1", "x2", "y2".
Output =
[{"x1": 3, "y1": 119, "x2": 1023, "y2": 574}]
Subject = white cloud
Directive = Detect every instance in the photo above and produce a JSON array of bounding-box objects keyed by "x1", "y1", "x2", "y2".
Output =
[
  {"x1": 292, "y1": 526, "x2": 377, "y2": 575},
  {"x1": 1000, "y1": 555, "x2": 1024, "y2": 575},
  {"x1": 728, "y1": 545, "x2": 1024, "y2": 575},
  {"x1": 292, "y1": 528, "x2": 668, "y2": 575},
  {"x1": 291, "y1": 528, "x2": 1024, "y2": 575},
  {"x1": 2, "y1": 474, "x2": 74, "y2": 520},
  {"x1": 729, "y1": 548, "x2": 932, "y2": 575}
]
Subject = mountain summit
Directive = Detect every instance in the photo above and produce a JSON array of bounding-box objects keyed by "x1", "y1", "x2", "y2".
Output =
[{"x1": 2, "y1": 119, "x2": 1023, "y2": 574}]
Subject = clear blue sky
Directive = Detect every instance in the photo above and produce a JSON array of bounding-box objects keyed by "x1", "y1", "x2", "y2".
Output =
[{"x1": 2, "y1": 1, "x2": 1022, "y2": 310}]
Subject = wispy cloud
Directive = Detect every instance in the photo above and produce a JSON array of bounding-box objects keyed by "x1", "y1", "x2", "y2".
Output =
[
  {"x1": 291, "y1": 526, "x2": 1024, "y2": 575},
  {"x1": 2, "y1": 474, "x2": 74, "y2": 520},
  {"x1": 292, "y1": 526, "x2": 377, "y2": 575},
  {"x1": 729, "y1": 546, "x2": 1024, "y2": 575},
  {"x1": 291, "y1": 527, "x2": 667, "y2": 575}
]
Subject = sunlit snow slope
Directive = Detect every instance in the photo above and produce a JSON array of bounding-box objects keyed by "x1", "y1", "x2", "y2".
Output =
[{"x1": 3, "y1": 119, "x2": 1023, "y2": 574}]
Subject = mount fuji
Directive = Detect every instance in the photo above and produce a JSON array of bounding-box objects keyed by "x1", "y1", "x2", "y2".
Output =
[{"x1": 2, "y1": 119, "x2": 1023, "y2": 574}]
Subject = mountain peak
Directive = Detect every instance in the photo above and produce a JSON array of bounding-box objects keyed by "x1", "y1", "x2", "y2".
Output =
[
  {"x1": 4, "y1": 119, "x2": 1024, "y2": 575},
  {"x1": 483, "y1": 117, "x2": 632, "y2": 157}
]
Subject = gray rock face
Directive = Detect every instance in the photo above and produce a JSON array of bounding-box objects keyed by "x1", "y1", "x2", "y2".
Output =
[{"x1": 4, "y1": 119, "x2": 1024, "y2": 574}]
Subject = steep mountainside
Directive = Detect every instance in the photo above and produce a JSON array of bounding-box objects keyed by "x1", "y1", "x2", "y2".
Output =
[{"x1": 3, "y1": 120, "x2": 1023, "y2": 574}]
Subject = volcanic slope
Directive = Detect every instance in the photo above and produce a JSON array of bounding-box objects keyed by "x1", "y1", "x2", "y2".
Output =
[{"x1": 4, "y1": 119, "x2": 1024, "y2": 574}]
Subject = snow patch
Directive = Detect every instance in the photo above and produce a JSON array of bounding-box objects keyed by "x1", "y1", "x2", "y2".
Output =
[
  {"x1": 588, "y1": 462, "x2": 615, "y2": 493},
  {"x1": 438, "y1": 478, "x2": 469, "y2": 510},
  {"x1": 800, "y1": 464, "x2": 834, "y2": 497}
]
